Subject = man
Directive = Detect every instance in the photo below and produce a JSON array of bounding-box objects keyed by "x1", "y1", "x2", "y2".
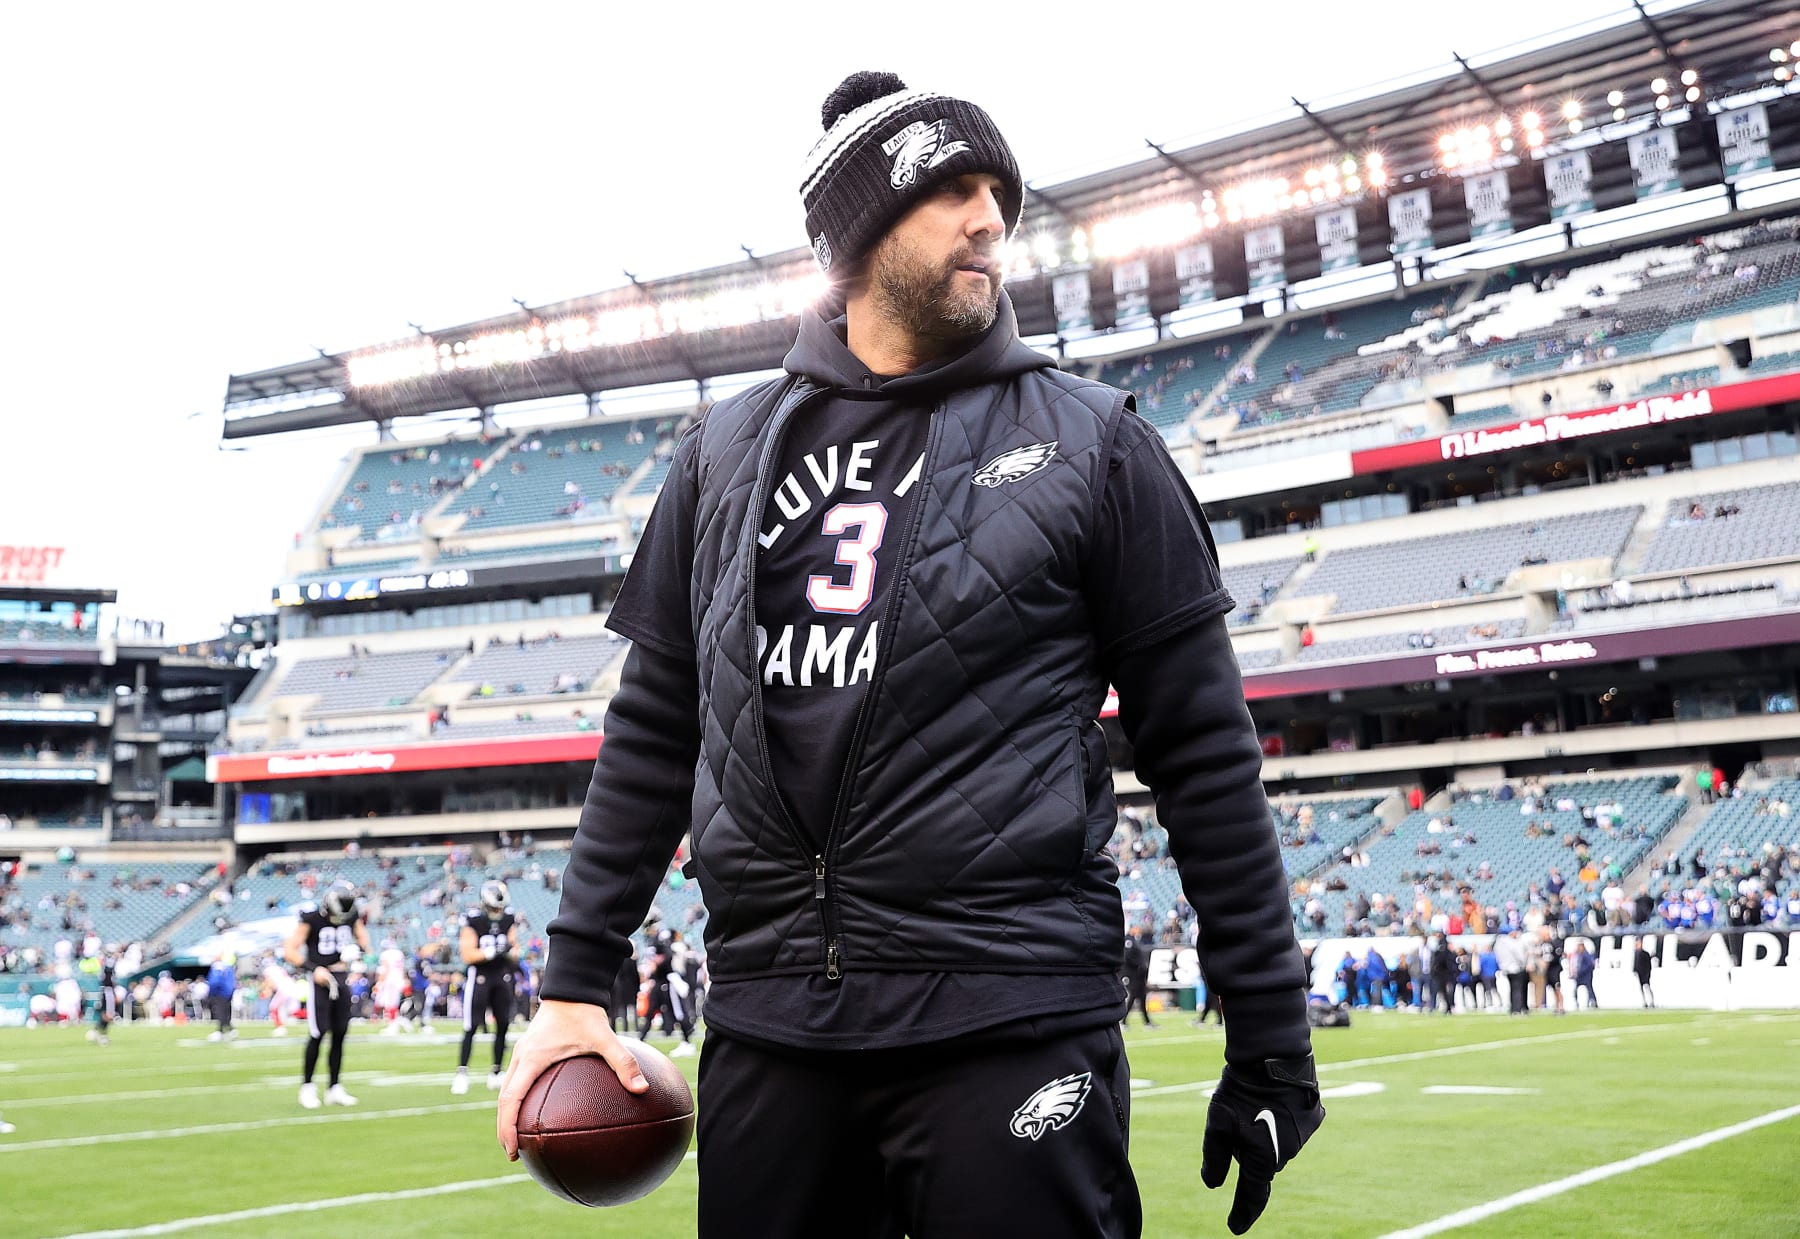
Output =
[
  {"x1": 1122, "y1": 925, "x2": 1156, "y2": 1029},
  {"x1": 89, "y1": 952, "x2": 118, "y2": 1046},
  {"x1": 1568, "y1": 939, "x2": 1598, "y2": 1009},
  {"x1": 282, "y1": 878, "x2": 368, "y2": 1108},
  {"x1": 262, "y1": 952, "x2": 303, "y2": 1036},
  {"x1": 1495, "y1": 928, "x2": 1530, "y2": 1016},
  {"x1": 1634, "y1": 941, "x2": 1656, "y2": 1007},
  {"x1": 498, "y1": 72, "x2": 1322, "y2": 1238},
  {"x1": 637, "y1": 930, "x2": 698, "y2": 1056},
  {"x1": 1428, "y1": 934, "x2": 1456, "y2": 1015},
  {"x1": 453, "y1": 879, "x2": 520, "y2": 1094},
  {"x1": 375, "y1": 939, "x2": 408, "y2": 1035},
  {"x1": 205, "y1": 952, "x2": 238, "y2": 1042}
]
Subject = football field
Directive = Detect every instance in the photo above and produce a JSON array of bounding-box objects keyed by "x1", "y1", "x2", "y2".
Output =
[{"x1": 3, "y1": 1008, "x2": 1796, "y2": 1238}]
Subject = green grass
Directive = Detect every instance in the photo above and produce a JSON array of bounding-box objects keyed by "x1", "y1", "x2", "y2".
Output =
[{"x1": 2, "y1": 1008, "x2": 1796, "y2": 1237}]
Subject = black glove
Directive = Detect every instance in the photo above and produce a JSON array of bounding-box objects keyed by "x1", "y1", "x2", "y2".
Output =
[{"x1": 1200, "y1": 1055, "x2": 1325, "y2": 1234}]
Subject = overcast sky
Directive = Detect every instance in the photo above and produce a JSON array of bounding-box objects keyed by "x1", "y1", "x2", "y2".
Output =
[{"x1": 0, "y1": 0, "x2": 1645, "y2": 640}]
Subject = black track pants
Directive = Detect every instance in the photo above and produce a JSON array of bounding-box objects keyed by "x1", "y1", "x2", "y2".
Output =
[{"x1": 695, "y1": 1023, "x2": 1141, "y2": 1239}]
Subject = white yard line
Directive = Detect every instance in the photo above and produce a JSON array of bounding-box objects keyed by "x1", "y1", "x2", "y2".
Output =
[
  {"x1": 43, "y1": 1175, "x2": 532, "y2": 1238},
  {"x1": 44, "y1": 1153, "x2": 703, "y2": 1237},
  {"x1": 1133, "y1": 1020, "x2": 1692, "y2": 1098},
  {"x1": 7, "y1": 1068, "x2": 463, "y2": 1108},
  {"x1": 0, "y1": 1101, "x2": 493, "y2": 1153},
  {"x1": 1375, "y1": 1103, "x2": 1800, "y2": 1239}
]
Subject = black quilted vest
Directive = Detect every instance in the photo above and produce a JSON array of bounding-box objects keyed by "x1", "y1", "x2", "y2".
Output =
[{"x1": 686, "y1": 323, "x2": 1130, "y2": 983}]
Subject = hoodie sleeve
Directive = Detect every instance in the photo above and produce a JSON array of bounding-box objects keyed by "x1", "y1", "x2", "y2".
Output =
[
  {"x1": 541, "y1": 440, "x2": 703, "y2": 1003},
  {"x1": 1087, "y1": 411, "x2": 1311, "y2": 1067},
  {"x1": 540, "y1": 641, "x2": 700, "y2": 1004}
]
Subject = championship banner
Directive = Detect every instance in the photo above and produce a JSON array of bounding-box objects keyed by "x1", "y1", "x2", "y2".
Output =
[
  {"x1": 1175, "y1": 242, "x2": 1215, "y2": 307},
  {"x1": 1244, "y1": 225, "x2": 1286, "y2": 291},
  {"x1": 1315, "y1": 206, "x2": 1359, "y2": 273},
  {"x1": 1628, "y1": 128, "x2": 1682, "y2": 200},
  {"x1": 1111, "y1": 258, "x2": 1151, "y2": 327},
  {"x1": 1464, "y1": 170, "x2": 1512, "y2": 239},
  {"x1": 1387, "y1": 189, "x2": 1433, "y2": 256},
  {"x1": 1052, "y1": 270, "x2": 1092, "y2": 335},
  {"x1": 1717, "y1": 105, "x2": 1773, "y2": 182},
  {"x1": 1544, "y1": 150, "x2": 1593, "y2": 220}
]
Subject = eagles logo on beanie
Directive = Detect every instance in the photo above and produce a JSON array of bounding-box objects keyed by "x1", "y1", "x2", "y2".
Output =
[{"x1": 801, "y1": 71, "x2": 1023, "y2": 275}]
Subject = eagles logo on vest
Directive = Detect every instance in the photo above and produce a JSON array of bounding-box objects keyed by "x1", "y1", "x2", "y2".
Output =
[
  {"x1": 972, "y1": 441, "x2": 1058, "y2": 488},
  {"x1": 1009, "y1": 1071, "x2": 1092, "y2": 1140},
  {"x1": 883, "y1": 119, "x2": 971, "y2": 190}
]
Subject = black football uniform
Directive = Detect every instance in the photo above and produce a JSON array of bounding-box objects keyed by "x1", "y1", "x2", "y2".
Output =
[
  {"x1": 461, "y1": 907, "x2": 518, "y2": 1033},
  {"x1": 298, "y1": 901, "x2": 358, "y2": 1042},
  {"x1": 95, "y1": 958, "x2": 118, "y2": 1028}
]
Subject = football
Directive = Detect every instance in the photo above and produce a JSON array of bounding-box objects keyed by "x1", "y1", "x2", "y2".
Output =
[{"x1": 515, "y1": 1041, "x2": 696, "y2": 1207}]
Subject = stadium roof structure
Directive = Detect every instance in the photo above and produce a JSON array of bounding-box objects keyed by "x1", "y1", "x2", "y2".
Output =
[{"x1": 223, "y1": 0, "x2": 1800, "y2": 439}]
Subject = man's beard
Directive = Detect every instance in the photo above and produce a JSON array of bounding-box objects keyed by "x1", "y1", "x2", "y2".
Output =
[{"x1": 868, "y1": 233, "x2": 1001, "y2": 342}]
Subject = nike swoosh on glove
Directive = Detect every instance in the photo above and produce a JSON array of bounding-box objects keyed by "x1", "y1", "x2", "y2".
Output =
[{"x1": 1200, "y1": 1054, "x2": 1325, "y2": 1234}]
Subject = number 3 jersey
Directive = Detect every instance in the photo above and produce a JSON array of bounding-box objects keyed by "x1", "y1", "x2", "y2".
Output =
[
  {"x1": 753, "y1": 388, "x2": 928, "y2": 848},
  {"x1": 298, "y1": 902, "x2": 360, "y2": 970},
  {"x1": 462, "y1": 907, "x2": 518, "y2": 979}
]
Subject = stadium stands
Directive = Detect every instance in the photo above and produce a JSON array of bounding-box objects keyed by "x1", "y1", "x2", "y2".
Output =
[
  {"x1": 1097, "y1": 328, "x2": 1263, "y2": 433},
  {"x1": 1296, "y1": 506, "x2": 1641, "y2": 614},
  {"x1": 1221, "y1": 293, "x2": 1447, "y2": 424},
  {"x1": 1296, "y1": 619, "x2": 1529, "y2": 664},
  {"x1": 0, "y1": 620, "x2": 96, "y2": 644},
  {"x1": 320, "y1": 438, "x2": 495, "y2": 535},
  {"x1": 1673, "y1": 779, "x2": 1800, "y2": 881},
  {"x1": 1747, "y1": 348, "x2": 1800, "y2": 377},
  {"x1": 1219, "y1": 557, "x2": 1302, "y2": 624},
  {"x1": 449, "y1": 633, "x2": 626, "y2": 697},
  {"x1": 441, "y1": 421, "x2": 660, "y2": 531},
  {"x1": 1298, "y1": 775, "x2": 1686, "y2": 935},
  {"x1": 268, "y1": 647, "x2": 465, "y2": 712},
  {"x1": 0, "y1": 863, "x2": 217, "y2": 959},
  {"x1": 1638, "y1": 480, "x2": 1800, "y2": 575}
]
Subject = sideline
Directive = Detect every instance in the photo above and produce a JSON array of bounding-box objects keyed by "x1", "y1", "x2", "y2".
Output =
[
  {"x1": 1374, "y1": 1103, "x2": 1800, "y2": 1238},
  {"x1": 0, "y1": 1101, "x2": 493, "y2": 1153},
  {"x1": 1132, "y1": 1019, "x2": 1693, "y2": 1098}
]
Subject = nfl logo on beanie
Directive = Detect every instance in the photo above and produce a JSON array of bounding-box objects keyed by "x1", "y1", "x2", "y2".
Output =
[{"x1": 800, "y1": 71, "x2": 1023, "y2": 275}]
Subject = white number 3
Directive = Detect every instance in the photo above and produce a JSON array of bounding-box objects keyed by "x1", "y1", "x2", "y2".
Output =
[{"x1": 806, "y1": 502, "x2": 888, "y2": 615}]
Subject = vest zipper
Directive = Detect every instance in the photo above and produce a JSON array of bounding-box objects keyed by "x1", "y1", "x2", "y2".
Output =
[
  {"x1": 741, "y1": 382, "x2": 842, "y2": 973},
  {"x1": 815, "y1": 403, "x2": 944, "y2": 981}
]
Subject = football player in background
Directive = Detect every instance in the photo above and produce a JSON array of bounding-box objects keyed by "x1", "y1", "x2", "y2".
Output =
[
  {"x1": 452, "y1": 880, "x2": 520, "y2": 1094},
  {"x1": 262, "y1": 953, "x2": 303, "y2": 1036},
  {"x1": 87, "y1": 951, "x2": 118, "y2": 1046},
  {"x1": 375, "y1": 940, "x2": 409, "y2": 1035},
  {"x1": 283, "y1": 879, "x2": 369, "y2": 1109}
]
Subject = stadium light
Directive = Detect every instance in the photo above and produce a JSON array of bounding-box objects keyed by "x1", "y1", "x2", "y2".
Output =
[
  {"x1": 1607, "y1": 90, "x2": 1625, "y2": 106},
  {"x1": 1679, "y1": 68, "x2": 1698, "y2": 87},
  {"x1": 345, "y1": 274, "x2": 827, "y2": 387},
  {"x1": 1437, "y1": 127, "x2": 1496, "y2": 171},
  {"x1": 1651, "y1": 76, "x2": 1668, "y2": 94},
  {"x1": 1089, "y1": 200, "x2": 1204, "y2": 260}
]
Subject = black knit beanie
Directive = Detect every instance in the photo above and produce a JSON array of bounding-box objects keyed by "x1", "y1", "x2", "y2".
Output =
[{"x1": 800, "y1": 71, "x2": 1023, "y2": 276}]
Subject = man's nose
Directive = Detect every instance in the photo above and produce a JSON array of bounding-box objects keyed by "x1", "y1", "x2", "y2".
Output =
[{"x1": 966, "y1": 185, "x2": 1006, "y2": 240}]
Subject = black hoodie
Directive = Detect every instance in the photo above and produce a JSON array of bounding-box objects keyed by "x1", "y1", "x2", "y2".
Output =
[
  {"x1": 545, "y1": 294, "x2": 1311, "y2": 1062},
  {"x1": 757, "y1": 300, "x2": 1053, "y2": 847}
]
